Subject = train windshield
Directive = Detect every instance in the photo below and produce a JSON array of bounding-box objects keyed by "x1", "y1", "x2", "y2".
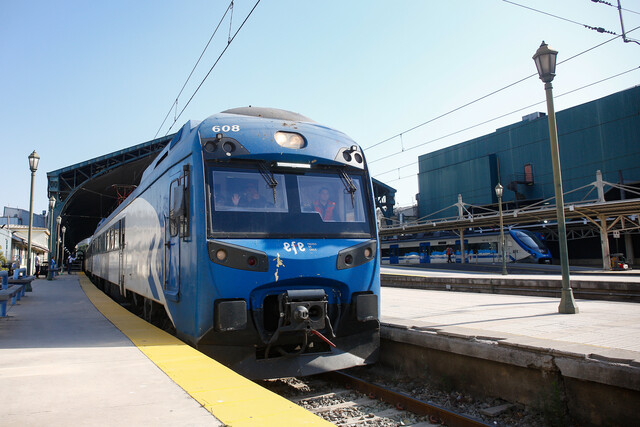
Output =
[
  {"x1": 512, "y1": 230, "x2": 549, "y2": 254},
  {"x1": 208, "y1": 165, "x2": 373, "y2": 238}
]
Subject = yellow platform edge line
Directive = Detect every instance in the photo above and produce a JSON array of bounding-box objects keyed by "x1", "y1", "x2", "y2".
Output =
[{"x1": 78, "y1": 273, "x2": 332, "y2": 426}]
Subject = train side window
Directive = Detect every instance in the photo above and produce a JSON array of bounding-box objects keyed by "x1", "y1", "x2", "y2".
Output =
[
  {"x1": 169, "y1": 179, "x2": 184, "y2": 237},
  {"x1": 169, "y1": 167, "x2": 191, "y2": 239},
  {"x1": 119, "y1": 218, "x2": 125, "y2": 248}
]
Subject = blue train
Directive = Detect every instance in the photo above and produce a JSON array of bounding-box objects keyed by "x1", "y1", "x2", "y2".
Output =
[
  {"x1": 85, "y1": 107, "x2": 380, "y2": 379},
  {"x1": 381, "y1": 229, "x2": 552, "y2": 265}
]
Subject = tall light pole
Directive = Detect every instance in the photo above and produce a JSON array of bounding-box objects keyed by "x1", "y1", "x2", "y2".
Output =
[
  {"x1": 26, "y1": 151, "x2": 40, "y2": 289},
  {"x1": 61, "y1": 226, "x2": 66, "y2": 273},
  {"x1": 533, "y1": 41, "x2": 579, "y2": 314},
  {"x1": 47, "y1": 197, "x2": 56, "y2": 280},
  {"x1": 495, "y1": 183, "x2": 508, "y2": 275},
  {"x1": 56, "y1": 216, "x2": 62, "y2": 271}
]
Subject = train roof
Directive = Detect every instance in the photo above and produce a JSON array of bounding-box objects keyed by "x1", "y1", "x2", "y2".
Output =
[{"x1": 221, "y1": 106, "x2": 316, "y2": 123}]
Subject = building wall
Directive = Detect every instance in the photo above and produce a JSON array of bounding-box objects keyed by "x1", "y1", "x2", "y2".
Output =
[
  {"x1": 2, "y1": 207, "x2": 47, "y2": 228},
  {"x1": 0, "y1": 227, "x2": 12, "y2": 266},
  {"x1": 418, "y1": 86, "x2": 640, "y2": 217}
]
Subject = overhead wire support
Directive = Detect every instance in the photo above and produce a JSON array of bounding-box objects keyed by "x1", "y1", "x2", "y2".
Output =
[
  {"x1": 228, "y1": 0, "x2": 235, "y2": 43},
  {"x1": 616, "y1": 0, "x2": 640, "y2": 45},
  {"x1": 154, "y1": 1, "x2": 237, "y2": 139},
  {"x1": 165, "y1": 0, "x2": 262, "y2": 136}
]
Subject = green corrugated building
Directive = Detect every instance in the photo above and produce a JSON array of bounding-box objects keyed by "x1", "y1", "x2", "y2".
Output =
[{"x1": 418, "y1": 86, "x2": 640, "y2": 218}]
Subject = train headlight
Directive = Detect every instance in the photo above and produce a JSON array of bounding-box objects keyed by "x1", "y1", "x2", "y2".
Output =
[
  {"x1": 337, "y1": 240, "x2": 377, "y2": 270},
  {"x1": 364, "y1": 247, "x2": 373, "y2": 259},
  {"x1": 275, "y1": 131, "x2": 306, "y2": 149},
  {"x1": 216, "y1": 249, "x2": 228, "y2": 261},
  {"x1": 208, "y1": 240, "x2": 269, "y2": 272}
]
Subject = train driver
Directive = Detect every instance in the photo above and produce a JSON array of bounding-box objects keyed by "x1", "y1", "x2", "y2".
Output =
[{"x1": 313, "y1": 187, "x2": 338, "y2": 221}]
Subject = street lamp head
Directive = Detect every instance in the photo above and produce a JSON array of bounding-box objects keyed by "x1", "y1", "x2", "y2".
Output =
[
  {"x1": 28, "y1": 150, "x2": 40, "y2": 172},
  {"x1": 495, "y1": 183, "x2": 504, "y2": 198},
  {"x1": 49, "y1": 196, "x2": 56, "y2": 211},
  {"x1": 56, "y1": 215, "x2": 62, "y2": 225},
  {"x1": 532, "y1": 41, "x2": 558, "y2": 83},
  {"x1": 62, "y1": 226, "x2": 66, "y2": 233}
]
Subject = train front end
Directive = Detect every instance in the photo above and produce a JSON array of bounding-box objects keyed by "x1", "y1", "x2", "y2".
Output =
[{"x1": 197, "y1": 108, "x2": 380, "y2": 379}]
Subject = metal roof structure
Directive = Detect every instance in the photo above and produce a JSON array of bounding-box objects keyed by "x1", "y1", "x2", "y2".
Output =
[{"x1": 47, "y1": 135, "x2": 175, "y2": 259}]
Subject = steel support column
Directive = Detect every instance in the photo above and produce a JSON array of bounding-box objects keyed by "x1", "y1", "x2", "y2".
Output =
[{"x1": 599, "y1": 214, "x2": 611, "y2": 270}]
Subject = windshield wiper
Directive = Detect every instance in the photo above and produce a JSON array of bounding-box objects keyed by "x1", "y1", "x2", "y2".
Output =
[
  {"x1": 339, "y1": 169, "x2": 357, "y2": 208},
  {"x1": 258, "y1": 162, "x2": 278, "y2": 204}
]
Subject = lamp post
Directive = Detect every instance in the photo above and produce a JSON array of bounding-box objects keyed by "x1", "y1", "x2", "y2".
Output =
[
  {"x1": 56, "y1": 216, "x2": 62, "y2": 271},
  {"x1": 533, "y1": 41, "x2": 578, "y2": 314},
  {"x1": 495, "y1": 183, "x2": 508, "y2": 275},
  {"x1": 47, "y1": 197, "x2": 56, "y2": 280},
  {"x1": 26, "y1": 150, "x2": 39, "y2": 290},
  {"x1": 61, "y1": 226, "x2": 66, "y2": 273}
]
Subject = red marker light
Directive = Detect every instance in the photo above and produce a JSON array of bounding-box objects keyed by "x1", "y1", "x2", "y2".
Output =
[{"x1": 247, "y1": 256, "x2": 257, "y2": 266}]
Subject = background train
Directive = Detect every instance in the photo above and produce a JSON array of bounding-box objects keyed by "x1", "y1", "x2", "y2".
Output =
[
  {"x1": 381, "y1": 229, "x2": 552, "y2": 265},
  {"x1": 84, "y1": 107, "x2": 380, "y2": 379}
]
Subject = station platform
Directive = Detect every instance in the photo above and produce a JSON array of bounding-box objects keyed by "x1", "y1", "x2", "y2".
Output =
[
  {"x1": 0, "y1": 274, "x2": 330, "y2": 426},
  {"x1": 379, "y1": 279, "x2": 640, "y2": 425},
  {"x1": 381, "y1": 264, "x2": 640, "y2": 301}
]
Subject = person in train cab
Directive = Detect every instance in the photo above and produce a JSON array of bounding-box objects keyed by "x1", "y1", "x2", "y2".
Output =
[
  {"x1": 313, "y1": 187, "x2": 336, "y2": 221},
  {"x1": 234, "y1": 182, "x2": 268, "y2": 208}
]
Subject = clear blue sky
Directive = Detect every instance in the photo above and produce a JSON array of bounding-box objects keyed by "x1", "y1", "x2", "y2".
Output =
[{"x1": 2, "y1": 0, "x2": 638, "y2": 215}]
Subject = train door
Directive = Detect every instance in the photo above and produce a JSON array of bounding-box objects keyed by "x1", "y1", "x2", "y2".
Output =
[
  {"x1": 165, "y1": 165, "x2": 190, "y2": 301},
  {"x1": 164, "y1": 165, "x2": 190, "y2": 301},
  {"x1": 389, "y1": 244, "x2": 399, "y2": 264},
  {"x1": 419, "y1": 242, "x2": 430, "y2": 264}
]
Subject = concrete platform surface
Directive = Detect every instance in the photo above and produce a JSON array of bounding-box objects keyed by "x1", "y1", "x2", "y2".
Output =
[
  {"x1": 0, "y1": 274, "x2": 331, "y2": 426},
  {"x1": 0, "y1": 274, "x2": 221, "y2": 426},
  {"x1": 381, "y1": 265, "x2": 640, "y2": 283},
  {"x1": 381, "y1": 286, "x2": 640, "y2": 362}
]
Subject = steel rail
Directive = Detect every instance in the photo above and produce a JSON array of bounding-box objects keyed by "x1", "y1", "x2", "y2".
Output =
[{"x1": 325, "y1": 371, "x2": 491, "y2": 427}]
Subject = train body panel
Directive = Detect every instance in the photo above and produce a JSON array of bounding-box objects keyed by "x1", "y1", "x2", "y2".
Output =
[{"x1": 85, "y1": 108, "x2": 380, "y2": 378}]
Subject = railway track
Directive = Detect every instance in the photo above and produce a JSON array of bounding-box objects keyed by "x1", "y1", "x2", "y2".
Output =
[{"x1": 260, "y1": 371, "x2": 489, "y2": 426}]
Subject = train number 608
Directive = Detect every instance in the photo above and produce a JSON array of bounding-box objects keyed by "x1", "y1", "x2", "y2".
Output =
[{"x1": 212, "y1": 125, "x2": 240, "y2": 132}]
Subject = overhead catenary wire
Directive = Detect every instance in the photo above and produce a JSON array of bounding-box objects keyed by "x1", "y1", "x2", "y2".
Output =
[
  {"x1": 370, "y1": 65, "x2": 640, "y2": 171},
  {"x1": 503, "y1": 0, "x2": 617, "y2": 35},
  {"x1": 372, "y1": 66, "x2": 640, "y2": 189},
  {"x1": 164, "y1": 0, "x2": 262, "y2": 136},
  {"x1": 591, "y1": 0, "x2": 640, "y2": 16},
  {"x1": 365, "y1": 25, "x2": 639, "y2": 155},
  {"x1": 154, "y1": 1, "x2": 235, "y2": 139},
  {"x1": 155, "y1": 0, "x2": 262, "y2": 138}
]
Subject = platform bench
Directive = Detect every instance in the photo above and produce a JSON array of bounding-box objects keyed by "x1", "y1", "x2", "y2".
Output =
[
  {"x1": 0, "y1": 286, "x2": 22, "y2": 317},
  {"x1": 7, "y1": 277, "x2": 33, "y2": 299}
]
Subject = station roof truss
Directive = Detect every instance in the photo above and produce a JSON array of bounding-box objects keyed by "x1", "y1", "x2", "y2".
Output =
[
  {"x1": 380, "y1": 173, "x2": 640, "y2": 237},
  {"x1": 46, "y1": 134, "x2": 175, "y2": 254},
  {"x1": 47, "y1": 135, "x2": 174, "y2": 204}
]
